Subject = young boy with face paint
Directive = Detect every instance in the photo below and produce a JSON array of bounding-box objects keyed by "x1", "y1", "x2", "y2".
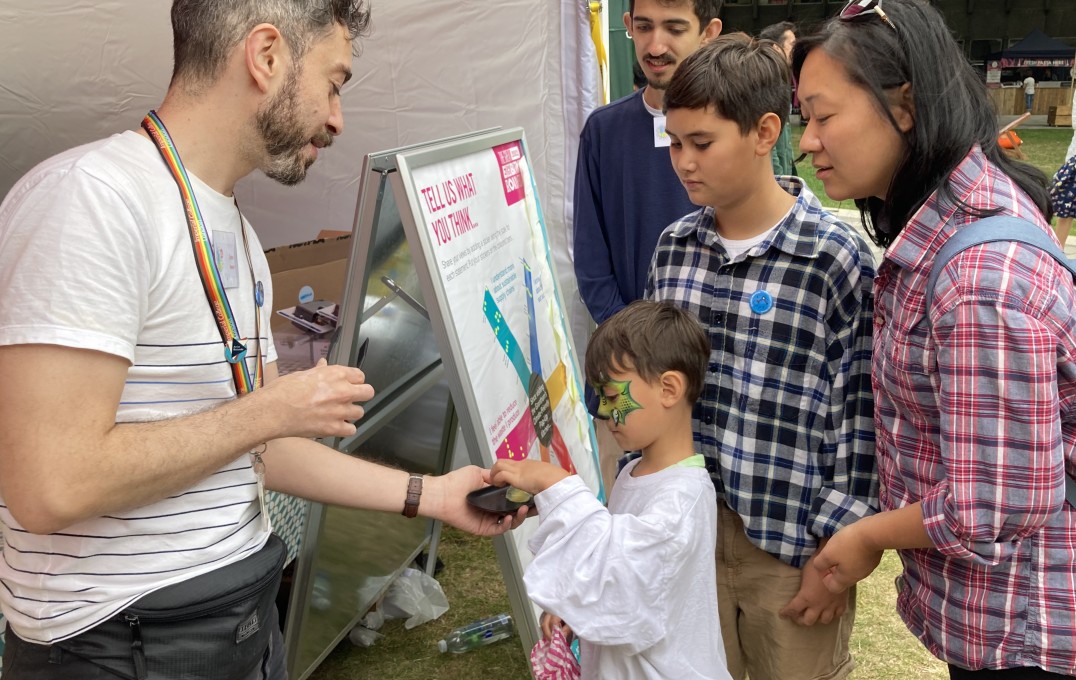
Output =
[
  {"x1": 491, "y1": 300, "x2": 733, "y2": 680},
  {"x1": 647, "y1": 34, "x2": 878, "y2": 680}
]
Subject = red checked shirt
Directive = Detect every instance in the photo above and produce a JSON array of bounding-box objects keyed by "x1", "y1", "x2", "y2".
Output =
[{"x1": 875, "y1": 146, "x2": 1076, "y2": 674}]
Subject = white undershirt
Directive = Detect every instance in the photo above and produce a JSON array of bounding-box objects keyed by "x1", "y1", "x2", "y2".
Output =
[
  {"x1": 718, "y1": 228, "x2": 773, "y2": 260},
  {"x1": 717, "y1": 203, "x2": 794, "y2": 259}
]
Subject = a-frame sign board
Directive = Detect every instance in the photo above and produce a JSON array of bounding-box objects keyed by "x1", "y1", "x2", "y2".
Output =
[{"x1": 358, "y1": 127, "x2": 604, "y2": 656}]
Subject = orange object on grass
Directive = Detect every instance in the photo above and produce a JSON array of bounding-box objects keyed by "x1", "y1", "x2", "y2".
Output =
[{"x1": 998, "y1": 131, "x2": 1022, "y2": 149}]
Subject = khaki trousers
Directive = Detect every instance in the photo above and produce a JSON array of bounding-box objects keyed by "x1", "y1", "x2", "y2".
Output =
[{"x1": 716, "y1": 504, "x2": 856, "y2": 680}]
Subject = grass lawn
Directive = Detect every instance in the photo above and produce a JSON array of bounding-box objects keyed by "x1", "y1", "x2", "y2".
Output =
[
  {"x1": 311, "y1": 528, "x2": 948, "y2": 680},
  {"x1": 307, "y1": 126, "x2": 1076, "y2": 680},
  {"x1": 309, "y1": 527, "x2": 528, "y2": 680}
]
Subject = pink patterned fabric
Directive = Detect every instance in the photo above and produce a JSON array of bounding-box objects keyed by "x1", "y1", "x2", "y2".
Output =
[{"x1": 530, "y1": 628, "x2": 581, "y2": 680}]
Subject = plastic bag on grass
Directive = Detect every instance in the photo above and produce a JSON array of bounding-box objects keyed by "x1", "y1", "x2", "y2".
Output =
[
  {"x1": 348, "y1": 600, "x2": 387, "y2": 648},
  {"x1": 380, "y1": 567, "x2": 449, "y2": 629},
  {"x1": 361, "y1": 604, "x2": 385, "y2": 632},
  {"x1": 348, "y1": 624, "x2": 384, "y2": 648}
]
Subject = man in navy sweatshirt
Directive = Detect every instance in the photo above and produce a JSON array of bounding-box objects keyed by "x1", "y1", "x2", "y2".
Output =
[{"x1": 572, "y1": 0, "x2": 722, "y2": 325}]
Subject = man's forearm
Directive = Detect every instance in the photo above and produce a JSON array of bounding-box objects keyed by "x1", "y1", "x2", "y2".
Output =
[
  {"x1": 9, "y1": 388, "x2": 294, "y2": 534},
  {"x1": 263, "y1": 437, "x2": 412, "y2": 514},
  {"x1": 0, "y1": 346, "x2": 369, "y2": 534},
  {"x1": 263, "y1": 437, "x2": 480, "y2": 525}
]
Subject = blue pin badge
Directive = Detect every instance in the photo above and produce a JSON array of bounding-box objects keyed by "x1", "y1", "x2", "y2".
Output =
[
  {"x1": 749, "y1": 289, "x2": 773, "y2": 315},
  {"x1": 254, "y1": 281, "x2": 264, "y2": 308}
]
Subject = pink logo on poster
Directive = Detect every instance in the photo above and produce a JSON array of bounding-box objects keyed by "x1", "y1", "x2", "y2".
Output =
[{"x1": 493, "y1": 142, "x2": 525, "y2": 206}]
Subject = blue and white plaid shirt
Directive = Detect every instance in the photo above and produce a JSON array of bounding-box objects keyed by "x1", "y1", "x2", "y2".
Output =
[{"x1": 646, "y1": 178, "x2": 878, "y2": 567}]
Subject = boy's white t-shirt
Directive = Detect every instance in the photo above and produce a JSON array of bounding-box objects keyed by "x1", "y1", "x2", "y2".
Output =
[
  {"x1": 0, "y1": 131, "x2": 276, "y2": 642},
  {"x1": 717, "y1": 225, "x2": 778, "y2": 261},
  {"x1": 524, "y1": 457, "x2": 731, "y2": 680},
  {"x1": 716, "y1": 200, "x2": 792, "y2": 260}
]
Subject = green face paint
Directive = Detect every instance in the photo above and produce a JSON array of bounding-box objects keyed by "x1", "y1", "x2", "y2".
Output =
[{"x1": 593, "y1": 378, "x2": 643, "y2": 426}]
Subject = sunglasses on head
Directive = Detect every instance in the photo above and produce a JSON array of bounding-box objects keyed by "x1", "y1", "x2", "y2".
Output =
[{"x1": 840, "y1": 0, "x2": 897, "y2": 32}]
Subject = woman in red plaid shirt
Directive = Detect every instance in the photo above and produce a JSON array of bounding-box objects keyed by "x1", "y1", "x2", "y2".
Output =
[{"x1": 792, "y1": 1, "x2": 1075, "y2": 678}]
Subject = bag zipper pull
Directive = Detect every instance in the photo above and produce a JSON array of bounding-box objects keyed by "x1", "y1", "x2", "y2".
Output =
[
  {"x1": 251, "y1": 444, "x2": 269, "y2": 533},
  {"x1": 126, "y1": 613, "x2": 148, "y2": 680}
]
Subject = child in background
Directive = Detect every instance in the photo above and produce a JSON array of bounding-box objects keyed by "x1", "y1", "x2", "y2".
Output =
[
  {"x1": 649, "y1": 33, "x2": 878, "y2": 680},
  {"x1": 1049, "y1": 80, "x2": 1076, "y2": 246},
  {"x1": 491, "y1": 300, "x2": 731, "y2": 680}
]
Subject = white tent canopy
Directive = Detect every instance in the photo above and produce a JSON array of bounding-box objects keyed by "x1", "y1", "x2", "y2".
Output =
[{"x1": 0, "y1": 0, "x2": 601, "y2": 349}]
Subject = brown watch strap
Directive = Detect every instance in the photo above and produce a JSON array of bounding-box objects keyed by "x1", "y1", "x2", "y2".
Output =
[{"x1": 402, "y1": 474, "x2": 423, "y2": 518}]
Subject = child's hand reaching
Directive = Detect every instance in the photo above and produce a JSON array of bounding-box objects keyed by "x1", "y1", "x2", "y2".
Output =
[
  {"x1": 531, "y1": 611, "x2": 580, "y2": 679},
  {"x1": 490, "y1": 459, "x2": 571, "y2": 497},
  {"x1": 540, "y1": 611, "x2": 573, "y2": 643}
]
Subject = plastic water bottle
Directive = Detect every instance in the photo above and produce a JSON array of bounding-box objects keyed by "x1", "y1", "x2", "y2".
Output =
[
  {"x1": 437, "y1": 613, "x2": 514, "y2": 653},
  {"x1": 311, "y1": 571, "x2": 332, "y2": 611}
]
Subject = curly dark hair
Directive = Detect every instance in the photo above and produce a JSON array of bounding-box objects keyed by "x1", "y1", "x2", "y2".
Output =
[{"x1": 170, "y1": 0, "x2": 371, "y2": 88}]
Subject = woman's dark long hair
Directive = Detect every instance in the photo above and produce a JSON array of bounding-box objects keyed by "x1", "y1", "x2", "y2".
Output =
[{"x1": 791, "y1": 0, "x2": 1052, "y2": 248}]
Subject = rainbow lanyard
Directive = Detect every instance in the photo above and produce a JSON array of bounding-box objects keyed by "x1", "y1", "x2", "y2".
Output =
[{"x1": 141, "y1": 110, "x2": 263, "y2": 395}]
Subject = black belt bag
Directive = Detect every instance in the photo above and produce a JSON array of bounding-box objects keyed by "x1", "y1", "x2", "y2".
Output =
[{"x1": 56, "y1": 533, "x2": 286, "y2": 680}]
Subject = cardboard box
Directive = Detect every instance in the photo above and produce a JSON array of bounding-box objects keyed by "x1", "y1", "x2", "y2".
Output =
[{"x1": 263, "y1": 233, "x2": 352, "y2": 335}]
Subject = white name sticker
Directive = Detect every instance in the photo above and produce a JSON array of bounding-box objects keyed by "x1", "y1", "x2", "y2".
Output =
[
  {"x1": 212, "y1": 231, "x2": 240, "y2": 289},
  {"x1": 654, "y1": 116, "x2": 671, "y2": 148}
]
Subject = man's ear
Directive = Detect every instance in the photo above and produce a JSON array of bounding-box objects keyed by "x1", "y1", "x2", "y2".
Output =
[
  {"x1": 623, "y1": 11, "x2": 633, "y2": 35},
  {"x1": 659, "y1": 371, "x2": 687, "y2": 406},
  {"x1": 244, "y1": 23, "x2": 287, "y2": 94},
  {"x1": 755, "y1": 112, "x2": 783, "y2": 155},
  {"x1": 891, "y1": 83, "x2": 915, "y2": 133},
  {"x1": 701, "y1": 18, "x2": 722, "y2": 43}
]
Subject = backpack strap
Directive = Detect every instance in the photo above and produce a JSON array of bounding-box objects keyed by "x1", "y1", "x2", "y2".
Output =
[
  {"x1": 924, "y1": 215, "x2": 1076, "y2": 508},
  {"x1": 925, "y1": 216, "x2": 1076, "y2": 327}
]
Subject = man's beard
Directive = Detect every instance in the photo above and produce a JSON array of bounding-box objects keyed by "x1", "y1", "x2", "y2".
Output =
[
  {"x1": 643, "y1": 58, "x2": 675, "y2": 91},
  {"x1": 647, "y1": 76, "x2": 670, "y2": 91},
  {"x1": 256, "y1": 71, "x2": 332, "y2": 186}
]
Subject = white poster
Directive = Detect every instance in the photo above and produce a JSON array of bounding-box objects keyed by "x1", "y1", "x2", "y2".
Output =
[{"x1": 408, "y1": 140, "x2": 603, "y2": 500}]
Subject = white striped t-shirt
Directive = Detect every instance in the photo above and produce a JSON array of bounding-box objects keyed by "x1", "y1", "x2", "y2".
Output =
[{"x1": 0, "y1": 131, "x2": 278, "y2": 643}]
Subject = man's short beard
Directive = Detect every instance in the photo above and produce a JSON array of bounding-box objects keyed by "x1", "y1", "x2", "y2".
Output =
[{"x1": 256, "y1": 70, "x2": 314, "y2": 186}]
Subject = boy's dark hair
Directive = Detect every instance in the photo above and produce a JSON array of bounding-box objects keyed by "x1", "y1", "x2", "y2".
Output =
[
  {"x1": 585, "y1": 300, "x2": 709, "y2": 404},
  {"x1": 629, "y1": 0, "x2": 723, "y2": 27},
  {"x1": 664, "y1": 32, "x2": 791, "y2": 133},
  {"x1": 758, "y1": 21, "x2": 795, "y2": 44},
  {"x1": 632, "y1": 60, "x2": 648, "y2": 89},
  {"x1": 171, "y1": 0, "x2": 371, "y2": 89},
  {"x1": 791, "y1": 0, "x2": 1051, "y2": 248}
]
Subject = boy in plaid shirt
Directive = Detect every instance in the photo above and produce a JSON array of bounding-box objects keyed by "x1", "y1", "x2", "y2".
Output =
[{"x1": 647, "y1": 34, "x2": 878, "y2": 680}]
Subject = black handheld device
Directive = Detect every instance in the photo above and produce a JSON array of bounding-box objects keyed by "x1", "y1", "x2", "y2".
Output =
[{"x1": 466, "y1": 485, "x2": 536, "y2": 514}]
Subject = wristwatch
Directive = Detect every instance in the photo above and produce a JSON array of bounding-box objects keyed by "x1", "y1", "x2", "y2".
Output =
[{"x1": 402, "y1": 474, "x2": 423, "y2": 518}]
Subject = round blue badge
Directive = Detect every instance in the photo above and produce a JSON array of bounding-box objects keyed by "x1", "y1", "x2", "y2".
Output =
[
  {"x1": 255, "y1": 281, "x2": 264, "y2": 307},
  {"x1": 749, "y1": 290, "x2": 773, "y2": 315}
]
